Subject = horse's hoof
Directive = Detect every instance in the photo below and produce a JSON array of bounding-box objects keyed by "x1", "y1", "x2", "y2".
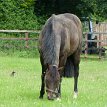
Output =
[
  {"x1": 73, "y1": 92, "x2": 78, "y2": 99},
  {"x1": 56, "y1": 97, "x2": 61, "y2": 102},
  {"x1": 39, "y1": 96, "x2": 43, "y2": 99}
]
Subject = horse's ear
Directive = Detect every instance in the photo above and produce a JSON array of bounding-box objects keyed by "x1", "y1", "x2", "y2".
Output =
[
  {"x1": 58, "y1": 67, "x2": 64, "y2": 71},
  {"x1": 58, "y1": 67, "x2": 64, "y2": 75},
  {"x1": 47, "y1": 63, "x2": 49, "y2": 70}
]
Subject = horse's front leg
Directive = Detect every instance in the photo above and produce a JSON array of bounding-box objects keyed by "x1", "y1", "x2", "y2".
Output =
[
  {"x1": 39, "y1": 72, "x2": 45, "y2": 99},
  {"x1": 39, "y1": 56, "x2": 46, "y2": 99},
  {"x1": 57, "y1": 54, "x2": 67, "y2": 99},
  {"x1": 56, "y1": 77, "x2": 62, "y2": 98}
]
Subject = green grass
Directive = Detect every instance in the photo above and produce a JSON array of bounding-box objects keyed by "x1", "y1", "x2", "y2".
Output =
[{"x1": 0, "y1": 56, "x2": 107, "y2": 107}]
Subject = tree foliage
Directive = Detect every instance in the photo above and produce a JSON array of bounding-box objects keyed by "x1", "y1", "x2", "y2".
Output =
[
  {"x1": 0, "y1": 0, "x2": 41, "y2": 30},
  {"x1": 0, "y1": 0, "x2": 107, "y2": 30},
  {"x1": 35, "y1": 0, "x2": 107, "y2": 20},
  {"x1": 96, "y1": 0, "x2": 107, "y2": 19}
]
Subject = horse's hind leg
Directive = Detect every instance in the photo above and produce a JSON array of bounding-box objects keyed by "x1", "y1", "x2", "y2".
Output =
[
  {"x1": 72, "y1": 50, "x2": 80, "y2": 98},
  {"x1": 73, "y1": 63, "x2": 79, "y2": 99}
]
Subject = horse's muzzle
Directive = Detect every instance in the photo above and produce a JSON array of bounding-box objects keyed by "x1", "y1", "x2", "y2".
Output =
[{"x1": 47, "y1": 95, "x2": 54, "y2": 100}]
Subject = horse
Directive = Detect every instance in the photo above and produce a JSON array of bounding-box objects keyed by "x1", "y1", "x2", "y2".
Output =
[{"x1": 38, "y1": 13, "x2": 82, "y2": 100}]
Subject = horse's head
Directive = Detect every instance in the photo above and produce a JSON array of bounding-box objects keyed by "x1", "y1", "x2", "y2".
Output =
[{"x1": 45, "y1": 65, "x2": 60, "y2": 100}]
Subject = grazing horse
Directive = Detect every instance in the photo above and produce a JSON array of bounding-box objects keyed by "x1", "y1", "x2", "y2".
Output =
[{"x1": 38, "y1": 13, "x2": 82, "y2": 100}]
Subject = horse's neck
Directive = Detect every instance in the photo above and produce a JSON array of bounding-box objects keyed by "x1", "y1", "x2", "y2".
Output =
[{"x1": 51, "y1": 35, "x2": 61, "y2": 66}]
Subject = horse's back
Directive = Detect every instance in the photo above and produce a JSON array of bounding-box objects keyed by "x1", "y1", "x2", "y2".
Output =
[
  {"x1": 53, "y1": 13, "x2": 82, "y2": 55},
  {"x1": 54, "y1": 13, "x2": 82, "y2": 28},
  {"x1": 63, "y1": 13, "x2": 82, "y2": 26}
]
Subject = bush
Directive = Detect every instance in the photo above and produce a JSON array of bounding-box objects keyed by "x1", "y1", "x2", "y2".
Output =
[
  {"x1": 0, "y1": 0, "x2": 43, "y2": 30},
  {"x1": 0, "y1": 38, "x2": 39, "y2": 58}
]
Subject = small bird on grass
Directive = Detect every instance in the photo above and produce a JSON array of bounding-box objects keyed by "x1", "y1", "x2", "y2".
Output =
[{"x1": 10, "y1": 71, "x2": 16, "y2": 77}]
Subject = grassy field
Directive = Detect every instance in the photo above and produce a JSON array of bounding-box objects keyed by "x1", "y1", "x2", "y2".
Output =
[{"x1": 0, "y1": 56, "x2": 107, "y2": 107}]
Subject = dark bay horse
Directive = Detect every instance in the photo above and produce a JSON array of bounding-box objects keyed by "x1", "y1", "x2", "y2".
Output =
[{"x1": 38, "y1": 13, "x2": 82, "y2": 100}]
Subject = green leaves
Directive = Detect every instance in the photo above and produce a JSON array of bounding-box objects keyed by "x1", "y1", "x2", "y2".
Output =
[
  {"x1": 19, "y1": 0, "x2": 35, "y2": 9},
  {"x1": 35, "y1": 0, "x2": 107, "y2": 20},
  {"x1": 0, "y1": 0, "x2": 106, "y2": 30},
  {"x1": 0, "y1": 0, "x2": 39, "y2": 30}
]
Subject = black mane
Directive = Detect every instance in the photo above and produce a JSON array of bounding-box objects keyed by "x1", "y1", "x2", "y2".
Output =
[{"x1": 39, "y1": 15, "x2": 59, "y2": 65}]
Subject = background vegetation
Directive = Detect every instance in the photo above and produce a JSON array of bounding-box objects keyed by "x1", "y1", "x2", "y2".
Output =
[
  {"x1": 0, "y1": 0, "x2": 107, "y2": 30},
  {"x1": 0, "y1": 0, "x2": 107, "y2": 57}
]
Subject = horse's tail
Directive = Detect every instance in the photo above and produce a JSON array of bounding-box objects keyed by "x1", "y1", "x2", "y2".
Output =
[{"x1": 63, "y1": 57, "x2": 74, "y2": 78}]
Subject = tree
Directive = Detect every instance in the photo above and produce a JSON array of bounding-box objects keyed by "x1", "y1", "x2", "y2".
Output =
[
  {"x1": 34, "y1": 0, "x2": 107, "y2": 20},
  {"x1": 0, "y1": 0, "x2": 106, "y2": 30},
  {"x1": 0, "y1": 0, "x2": 39, "y2": 29},
  {"x1": 96, "y1": 0, "x2": 107, "y2": 19}
]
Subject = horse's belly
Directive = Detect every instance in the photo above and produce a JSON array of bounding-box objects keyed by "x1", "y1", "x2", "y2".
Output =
[{"x1": 65, "y1": 37, "x2": 79, "y2": 56}]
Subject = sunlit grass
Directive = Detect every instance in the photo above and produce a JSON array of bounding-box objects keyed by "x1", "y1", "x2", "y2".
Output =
[{"x1": 0, "y1": 56, "x2": 107, "y2": 107}]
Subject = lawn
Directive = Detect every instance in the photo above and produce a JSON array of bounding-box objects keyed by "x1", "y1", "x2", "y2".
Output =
[{"x1": 0, "y1": 56, "x2": 107, "y2": 107}]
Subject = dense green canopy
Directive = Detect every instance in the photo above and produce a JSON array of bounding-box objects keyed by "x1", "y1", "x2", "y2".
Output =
[
  {"x1": 0, "y1": 0, "x2": 107, "y2": 29},
  {"x1": 35, "y1": 0, "x2": 107, "y2": 19}
]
